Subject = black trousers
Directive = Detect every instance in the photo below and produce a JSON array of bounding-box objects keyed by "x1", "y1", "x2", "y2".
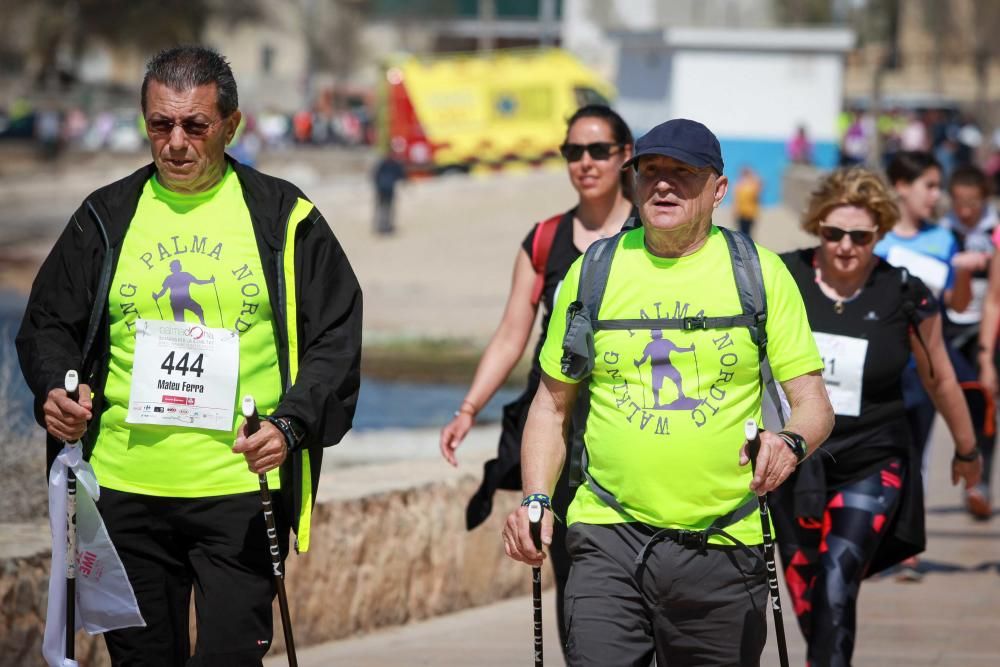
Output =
[
  {"x1": 96, "y1": 488, "x2": 288, "y2": 667},
  {"x1": 563, "y1": 522, "x2": 768, "y2": 667}
]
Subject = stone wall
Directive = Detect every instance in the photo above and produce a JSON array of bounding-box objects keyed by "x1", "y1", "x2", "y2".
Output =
[{"x1": 0, "y1": 459, "x2": 528, "y2": 666}]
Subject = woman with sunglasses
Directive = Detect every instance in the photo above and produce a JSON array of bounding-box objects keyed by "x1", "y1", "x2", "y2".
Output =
[
  {"x1": 772, "y1": 167, "x2": 981, "y2": 667},
  {"x1": 439, "y1": 105, "x2": 634, "y2": 649},
  {"x1": 874, "y1": 151, "x2": 974, "y2": 579}
]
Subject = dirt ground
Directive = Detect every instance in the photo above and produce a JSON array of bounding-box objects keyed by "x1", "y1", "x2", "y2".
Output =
[{"x1": 263, "y1": 157, "x2": 816, "y2": 344}]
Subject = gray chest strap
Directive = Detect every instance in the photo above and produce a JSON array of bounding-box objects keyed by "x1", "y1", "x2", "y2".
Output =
[{"x1": 582, "y1": 460, "x2": 762, "y2": 565}]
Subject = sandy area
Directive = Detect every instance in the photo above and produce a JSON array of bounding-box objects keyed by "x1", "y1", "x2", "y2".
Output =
[{"x1": 301, "y1": 164, "x2": 816, "y2": 343}]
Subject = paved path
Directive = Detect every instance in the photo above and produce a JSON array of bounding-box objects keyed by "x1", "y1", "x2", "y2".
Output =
[{"x1": 267, "y1": 419, "x2": 1000, "y2": 666}]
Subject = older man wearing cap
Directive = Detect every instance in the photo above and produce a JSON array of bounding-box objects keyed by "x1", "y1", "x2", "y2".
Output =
[{"x1": 501, "y1": 118, "x2": 833, "y2": 666}]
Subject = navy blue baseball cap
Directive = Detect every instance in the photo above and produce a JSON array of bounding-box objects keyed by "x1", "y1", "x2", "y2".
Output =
[{"x1": 622, "y1": 118, "x2": 724, "y2": 174}]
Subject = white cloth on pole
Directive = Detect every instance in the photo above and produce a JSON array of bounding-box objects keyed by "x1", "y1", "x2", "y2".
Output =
[{"x1": 43, "y1": 445, "x2": 145, "y2": 667}]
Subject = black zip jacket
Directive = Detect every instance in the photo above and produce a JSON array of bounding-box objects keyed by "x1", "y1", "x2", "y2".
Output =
[{"x1": 16, "y1": 156, "x2": 363, "y2": 551}]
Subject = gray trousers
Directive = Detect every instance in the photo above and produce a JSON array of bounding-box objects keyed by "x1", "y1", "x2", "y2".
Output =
[{"x1": 563, "y1": 522, "x2": 768, "y2": 667}]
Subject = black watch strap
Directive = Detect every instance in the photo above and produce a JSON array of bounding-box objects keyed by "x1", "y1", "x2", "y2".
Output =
[
  {"x1": 777, "y1": 430, "x2": 807, "y2": 463},
  {"x1": 954, "y1": 446, "x2": 981, "y2": 463},
  {"x1": 267, "y1": 415, "x2": 306, "y2": 452}
]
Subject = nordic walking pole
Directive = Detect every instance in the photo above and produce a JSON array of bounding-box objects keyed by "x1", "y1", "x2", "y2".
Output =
[
  {"x1": 745, "y1": 420, "x2": 790, "y2": 667},
  {"x1": 527, "y1": 500, "x2": 544, "y2": 667},
  {"x1": 64, "y1": 369, "x2": 80, "y2": 662},
  {"x1": 153, "y1": 293, "x2": 164, "y2": 319},
  {"x1": 242, "y1": 396, "x2": 298, "y2": 667},
  {"x1": 212, "y1": 279, "x2": 224, "y2": 327}
]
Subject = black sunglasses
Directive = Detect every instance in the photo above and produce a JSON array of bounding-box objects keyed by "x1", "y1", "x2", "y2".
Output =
[
  {"x1": 560, "y1": 142, "x2": 622, "y2": 162},
  {"x1": 146, "y1": 117, "x2": 222, "y2": 138},
  {"x1": 818, "y1": 225, "x2": 876, "y2": 245}
]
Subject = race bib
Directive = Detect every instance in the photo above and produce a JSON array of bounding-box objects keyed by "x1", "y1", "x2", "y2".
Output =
[
  {"x1": 814, "y1": 332, "x2": 868, "y2": 417},
  {"x1": 127, "y1": 319, "x2": 239, "y2": 430}
]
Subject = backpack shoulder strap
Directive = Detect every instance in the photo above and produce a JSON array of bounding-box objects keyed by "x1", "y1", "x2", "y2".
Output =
[
  {"x1": 563, "y1": 230, "x2": 627, "y2": 485},
  {"x1": 529, "y1": 212, "x2": 565, "y2": 306},
  {"x1": 721, "y1": 227, "x2": 786, "y2": 430},
  {"x1": 720, "y1": 227, "x2": 767, "y2": 342},
  {"x1": 898, "y1": 266, "x2": 936, "y2": 379},
  {"x1": 577, "y1": 230, "x2": 627, "y2": 319}
]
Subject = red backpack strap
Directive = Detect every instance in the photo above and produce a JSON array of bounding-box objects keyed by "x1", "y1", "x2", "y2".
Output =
[{"x1": 530, "y1": 213, "x2": 563, "y2": 306}]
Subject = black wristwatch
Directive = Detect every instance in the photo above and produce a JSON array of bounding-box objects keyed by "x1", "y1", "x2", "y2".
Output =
[
  {"x1": 267, "y1": 415, "x2": 306, "y2": 452},
  {"x1": 778, "y1": 430, "x2": 807, "y2": 464}
]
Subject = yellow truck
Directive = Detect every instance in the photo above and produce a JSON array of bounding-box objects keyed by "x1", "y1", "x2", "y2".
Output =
[{"x1": 377, "y1": 48, "x2": 615, "y2": 173}]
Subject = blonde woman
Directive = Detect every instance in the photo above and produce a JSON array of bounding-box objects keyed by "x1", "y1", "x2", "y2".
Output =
[{"x1": 773, "y1": 167, "x2": 982, "y2": 666}]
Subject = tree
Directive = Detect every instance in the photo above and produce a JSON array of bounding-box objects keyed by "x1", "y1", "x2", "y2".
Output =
[
  {"x1": 0, "y1": 0, "x2": 261, "y2": 92},
  {"x1": 291, "y1": 0, "x2": 366, "y2": 92},
  {"x1": 968, "y1": 0, "x2": 1000, "y2": 133}
]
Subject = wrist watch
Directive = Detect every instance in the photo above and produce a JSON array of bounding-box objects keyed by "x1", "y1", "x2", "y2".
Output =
[
  {"x1": 272, "y1": 416, "x2": 306, "y2": 451},
  {"x1": 778, "y1": 430, "x2": 807, "y2": 464}
]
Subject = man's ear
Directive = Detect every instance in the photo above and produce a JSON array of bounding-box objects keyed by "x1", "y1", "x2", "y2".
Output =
[
  {"x1": 713, "y1": 174, "x2": 729, "y2": 208},
  {"x1": 225, "y1": 110, "x2": 243, "y2": 144}
]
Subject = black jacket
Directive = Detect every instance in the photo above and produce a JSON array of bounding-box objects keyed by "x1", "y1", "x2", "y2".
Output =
[{"x1": 16, "y1": 157, "x2": 363, "y2": 552}]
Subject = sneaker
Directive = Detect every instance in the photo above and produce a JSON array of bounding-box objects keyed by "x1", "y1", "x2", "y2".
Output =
[
  {"x1": 965, "y1": 486, "x2": 992, "y2": 521},
  {"x1": 895, "y1": 557, "x2": 923, "y2": 583}
]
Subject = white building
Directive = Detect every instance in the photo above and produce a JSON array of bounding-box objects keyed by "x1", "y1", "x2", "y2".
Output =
[
  {"x1": 609, "y1": 28, "x2": 854, "y2": 204},
  {"x1": 562, "y1": 2, "x2": 854, "y2": 205}
]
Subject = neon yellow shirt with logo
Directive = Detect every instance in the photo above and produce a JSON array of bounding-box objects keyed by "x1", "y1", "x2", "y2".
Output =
[
  {"x1": 540, "y1": 226, "x2": 822, "y2": 545},
  {"x1": 92, "y1": 167, "x2": 283, "y2": 496}
]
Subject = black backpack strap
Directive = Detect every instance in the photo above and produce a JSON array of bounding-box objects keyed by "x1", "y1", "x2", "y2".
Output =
[
  {"x1": 562, "y1": 231, "x2": 627, "y2": 481},
  {"x1": 593, "y1": 314, "x2": 758, "y2": 331},
  {"x1": 579, "y1": 232, "x2": 625, "y2": 320},
  {"x1": 566, "y1": 387, "x2": 590, "y2": 487},
  {"x1": 560, "y1": 231, "x2": 627, "y2": 380},
  {"x1": 721, "y1": 227, "x2": 785, "y2": 430},
  {"x1": 582, "y1": 464, "x2": 762, "y2": 564},
  {"x1": 899, "y1": 267, "x2": 935, "y2": 379}
]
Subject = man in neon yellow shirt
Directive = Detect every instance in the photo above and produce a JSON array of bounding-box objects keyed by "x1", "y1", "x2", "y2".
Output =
[
  {"x1": 502, "y1": 119, "x2": 834, "y2": 666},
  {"x1": 18, "y1": 47, "x2": 362, "y2": 666}
]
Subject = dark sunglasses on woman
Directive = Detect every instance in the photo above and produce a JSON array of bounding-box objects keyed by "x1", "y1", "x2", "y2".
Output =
[
  {"x1": 819, "y1": 225, "x2": 876, "y2": 246},
  {"x1": 560, "y1": 142, "x2": 623, "y2": 162}
]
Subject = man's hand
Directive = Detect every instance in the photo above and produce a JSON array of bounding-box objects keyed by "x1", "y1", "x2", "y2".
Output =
[
  {"x1": 233, "y1": 419, "x2": 287, "y2": 474},
  {"x1": 502, "y1": 503, "x2": 553, "y2": 567},
  {"x1": 740, "y1": 429, "x2": 798, "y2": 495},
  {"x1": 43, "y1": 383, "x2": 92, "y2": 442}
]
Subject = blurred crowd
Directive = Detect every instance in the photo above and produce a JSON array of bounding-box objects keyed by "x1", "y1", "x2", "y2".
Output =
[
  {"x1": 5, "y1": 93, "x2": 1000, "y2": 199},
  {"x1": 837, "y1": 106, "x2": 1000, "y2": 191},
  {"x1": 0, "y1": 91, "x2": 375, "y2": 163}
]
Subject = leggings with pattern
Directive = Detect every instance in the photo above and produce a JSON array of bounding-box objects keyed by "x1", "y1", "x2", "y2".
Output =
[{"x1": 772, "y1": 458, "x2": 904, "y2": 667}]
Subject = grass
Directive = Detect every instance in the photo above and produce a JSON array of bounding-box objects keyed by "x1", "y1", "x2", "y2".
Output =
[{"x1": 361, "y1": 337, "x2": 531, "y2": 386}]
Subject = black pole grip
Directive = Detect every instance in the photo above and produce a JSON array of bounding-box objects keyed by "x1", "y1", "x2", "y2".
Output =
[{"x1": 745, "y1": 419, "x2": 761, "y2": 473}]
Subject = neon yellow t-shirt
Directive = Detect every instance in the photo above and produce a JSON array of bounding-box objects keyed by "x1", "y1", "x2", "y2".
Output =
[
  {"x1": 540, "y1": 226, "x2": 822, "y2": 545},
  {"x1": 92, "y1": 167, "x2": 283, "y2": 497}
]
